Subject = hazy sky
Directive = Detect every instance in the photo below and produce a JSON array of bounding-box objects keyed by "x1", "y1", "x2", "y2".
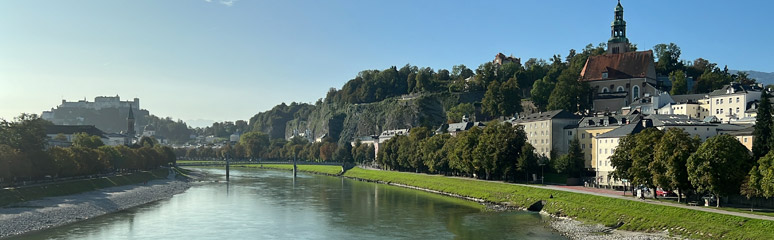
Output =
[{"x1": 2, "y1": 0, "x2": 773, "y2": 127}]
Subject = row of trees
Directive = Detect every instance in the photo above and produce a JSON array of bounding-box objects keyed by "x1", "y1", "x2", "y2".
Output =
[
  {"x1": 177, "y1": 130, "x2": 375, "y2": 164},
  {"x1": 609, "y1": 127, "x2": 753, "y2": 207},
  {"x1": 0, "y1": 114, "x2": 175, "y2": 183},
  {"x1": 377, "y1": 123, "x2": 548, "y2": 181}
]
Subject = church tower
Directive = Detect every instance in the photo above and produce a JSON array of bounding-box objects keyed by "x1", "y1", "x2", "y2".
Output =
[
  {"x1": 607, "y1": 0, "x2": 630, "y2": 54},
  {"x1": 127, "y1": 104, "x2": 136, "y2": 136}
]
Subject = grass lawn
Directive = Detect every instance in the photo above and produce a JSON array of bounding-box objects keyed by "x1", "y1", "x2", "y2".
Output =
[
  {"x1": 228, "y1": 163, "x2": 343, "y2": 175},
  {"x1": 342, "y1": 167, "x2": 774, "y2": 240},
  {"x1": 0, "y1": 169, "x2": 169, "y2": 207}
]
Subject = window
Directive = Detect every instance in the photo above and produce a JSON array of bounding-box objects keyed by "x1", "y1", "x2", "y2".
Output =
[
  {"x1": 744, "y1": 137, "x2": 748, "y2": 143},
  {"x1": 590, "y1": 143, "x2": 592, "y2": 149},
  {"x1": 568, "y1": 131, "x2": 572, "y2": 136},
  {"x1": 582, "y1": 144, "x2": 586, "y2": 149},
  {"x1": 716, "y1": 99, "x2": 719, "y2": 104},
  {"x1": 720, "y1": 99, "x2": 724, "y2": 104},
  {"x1": 617, "y1": 86, "x2": 624, "y2": 92},
  {"x1": 582, "y1": 133, "x2": 585, "y2": 139},
  {"x1": 602, "y1": 87, "x2": 609, "y2": 93},
  {"x1": 632, "y1": 85, "x2": 640, "y2": 99},
  {"x1": 729, "y1": 97, "x2": 732, "y2": 103},
  {"x1": 736, "y1": 97, "x2": 740, "y2": 103},
  {"x1": 736, "y1": 107, "x2": 740, "y2": 113}
]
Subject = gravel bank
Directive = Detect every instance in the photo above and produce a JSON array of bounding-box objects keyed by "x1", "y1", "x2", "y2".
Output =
[
  {"x1": 548, "y1": 215, "x2": 681, "y2": 240},
  {"x1": 0, "y1": 178, "x2": 190, "y2": 238}
]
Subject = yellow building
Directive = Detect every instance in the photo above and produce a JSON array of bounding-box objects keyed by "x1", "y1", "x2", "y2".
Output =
[
  {"x1": 575, "y1": 115, "x2": 639, "y2": 170},
  {"x1": 722, "y1": 126, "x2": 754, "y2": 152}
]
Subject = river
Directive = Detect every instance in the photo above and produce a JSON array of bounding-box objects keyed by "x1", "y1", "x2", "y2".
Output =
[{"x1": 11, "y1": 168, "x2": 565, "y2": 239}]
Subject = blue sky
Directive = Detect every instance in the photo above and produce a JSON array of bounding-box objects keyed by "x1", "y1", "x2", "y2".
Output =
[{"x1": 2, "y1": 0, "x2": 773, "y2": 126}]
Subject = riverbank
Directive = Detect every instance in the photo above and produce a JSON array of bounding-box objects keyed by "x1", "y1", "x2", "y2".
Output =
[
  {"x1": 339, "y1": 167, "x2": 773, "y2": 240},
  {"x1": 0, "y1": 173, "x2": 191, "y2": 238}
]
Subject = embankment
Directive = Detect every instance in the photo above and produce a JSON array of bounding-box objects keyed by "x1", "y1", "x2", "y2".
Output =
[
  {"x1": 340, "y1": 167, "x2": 774, "y2": 240},
  {"x1": 0, "y1": 170, "x2": 191, "y2": 238}
]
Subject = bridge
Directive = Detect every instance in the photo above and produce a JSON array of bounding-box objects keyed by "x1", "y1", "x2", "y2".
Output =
[{"x1": 176, "y1": 160, "x2": 343, "y2": 167}]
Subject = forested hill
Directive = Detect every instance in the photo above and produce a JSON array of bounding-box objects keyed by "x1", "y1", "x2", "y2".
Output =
[{"x1": 237, "y1": 42, "x2": 756, "y2": 146}]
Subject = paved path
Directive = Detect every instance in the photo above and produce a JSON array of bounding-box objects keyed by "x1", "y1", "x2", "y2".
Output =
[{"x1": 517, "y1": 183, "x2": 774, "y2": 221}]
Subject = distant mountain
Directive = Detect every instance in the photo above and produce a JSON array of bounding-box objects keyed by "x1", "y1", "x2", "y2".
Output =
[{"x1": 730, "y1": 70, "x2": 774, "y2": 86}]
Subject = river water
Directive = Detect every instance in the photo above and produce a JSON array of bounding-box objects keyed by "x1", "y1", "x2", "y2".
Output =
[{"x1": 13, "y1": 168, "x2": 565, "y2": 239}]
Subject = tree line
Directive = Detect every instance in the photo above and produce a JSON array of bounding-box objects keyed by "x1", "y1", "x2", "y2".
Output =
[
  {"x1": 177, "y1": 130, "x2": 375, "y2": 164},
  {"x1": 608, "y1": 125, "x2": 766, "y2": 207},
  {"x1": 0, "y1": 114, "x2": 176, "y2": 184}
]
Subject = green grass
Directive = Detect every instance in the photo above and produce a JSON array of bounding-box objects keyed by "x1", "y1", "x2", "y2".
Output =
[
  {"x1": 176, "y1": 160, "x2": 224, "y2": 164},
  {"x1": 342, "y1": 167, "x2": 774, "y2": 240},
  {"x1": 0, "y1": 169, "x2": 169, "y2": 207},
  {"x1": 228, "y1": 164, "x2": 343, "y2": 175}
]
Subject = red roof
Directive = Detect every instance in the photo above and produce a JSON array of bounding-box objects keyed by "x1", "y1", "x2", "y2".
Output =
[{"x1": 580, "y1": 50, "x2": 655, "y2": 82}]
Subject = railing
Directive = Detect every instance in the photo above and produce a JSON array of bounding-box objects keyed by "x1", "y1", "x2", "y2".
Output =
[{"x1": 176, "y1": 160, "x2": 343, "y2": 167}]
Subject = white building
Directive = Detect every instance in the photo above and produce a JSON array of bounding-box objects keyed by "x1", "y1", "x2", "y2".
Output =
[
  {"x1": 513, "y1": 110, "x2": 581, "y2": 159},
  {"x1": 707, "y1": 83, "x2": 762, "y2": 123}
]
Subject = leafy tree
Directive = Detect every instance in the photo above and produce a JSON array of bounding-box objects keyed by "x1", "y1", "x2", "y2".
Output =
[
  {"x1": 0, "y1": 114, "x2": 50, "y2": 153},
  {"x1": 629, "y1": 128, "x2": 664, "y2": 197},
  {"x1": 653, "y1": 43, "x2": 683, "y2": 76},
  {"x1": 530, "y1": 77, "x2": 553, "y2": 111},
  {"x1": 752, "y1": 90, "x2": 772, "y2": 159},
  {"x1": 448, "y1": 127, "x2": 481, "y2": 177},
  {"x1": 651, "y1": 128, "x2": 699, "y2": 202},
  {"x1": 451, "y1": 64, "x2": 474, "y2": 80},
  {"x1": 500, "y1": 77, "x2": 522, "y2": 117},
  {"x1": 446, "y1": 103, "x2": 475, "y2": 123},
  {"x1": 746, "y1": 151, "x2": 774, "y2": 199},
  {"x1": 553, "y1": 138, "x2": 584, "y2": 178},
  {"x1": 687, "y1": 135, "x2": 753, "y2": 207},
  {"x1": 547, "y1": 70, "x2": 589, "y2": 113},
  {"x1": 669, "y1": 70, "x2": 688, "y2": 95},
  {"x1": 334, "y1": 143, "x2": 353, "y2": 163},
  {"x1": 481, "y1": 81, "x2": 503, "y2": 118},
  {"x1": 517, "y1": 143, "x2": 539, "y2": 181},
  {"x1": 422, "y1": 134, "x2": 451, "y2": 174},
  {"x1": 239, "y1": 131, "x2": 270, "y2": 159},
  {"x1": 609, "y1": 134, "x2": 636, "y2": 189},
  {"x1": 473, "y1": 122, "x2": 525, "y2": 180},
  {"x1": 72, "y1": 132, "x2": 104, "y2": 149}
]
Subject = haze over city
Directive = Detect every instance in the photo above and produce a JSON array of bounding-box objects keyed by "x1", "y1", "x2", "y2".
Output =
[{"x1": 2, "y1": 0, "x2": 773, "y2": 125}]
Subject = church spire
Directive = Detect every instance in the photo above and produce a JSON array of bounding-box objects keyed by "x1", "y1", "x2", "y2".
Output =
[
  {"x1": 127, "y1": 103, "x2": 136, "y2": 136},
  {"x1": 607, "y1": 0, "x2": 630, "y2": 54}
]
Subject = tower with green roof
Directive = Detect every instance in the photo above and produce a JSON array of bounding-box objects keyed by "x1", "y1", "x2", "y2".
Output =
[{"x1": 607, "y1": 0, "x2": 630, "y2": 54}]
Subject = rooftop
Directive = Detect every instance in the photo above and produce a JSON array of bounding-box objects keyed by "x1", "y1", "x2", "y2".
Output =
[
  {"x1": 580, "y1": 50, "x2": 655, "y2": 82},
  {"x1": 514, "y1": 110, "x2": 580, "y2": 123}
]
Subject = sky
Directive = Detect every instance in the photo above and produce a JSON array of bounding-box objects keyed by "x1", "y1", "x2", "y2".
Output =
[{"x1": 2, "y1": 0, "x2": 773, "y2": 127}]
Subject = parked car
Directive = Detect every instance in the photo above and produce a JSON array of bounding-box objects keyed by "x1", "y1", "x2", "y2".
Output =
[{"x1": 656, "y1": 188, "x2": 674, "y2": 197}]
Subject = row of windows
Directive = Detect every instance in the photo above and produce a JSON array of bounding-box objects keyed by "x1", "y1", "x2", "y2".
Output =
[
  {"x1": 525, "y1": 122, "x2": 547, "y2": 129},
  {"x1": 580, "y1": 132, "x2": 601, "y2": 139},
  {"x1": 600, "y1": 86, "x2": 640, "y2": 98},
  {"x1": 715, "y1": 97, "x2": 741, "y2": 105},
  {"x1": 715, "y1": 108, "x2": 740, "y2": 114}
]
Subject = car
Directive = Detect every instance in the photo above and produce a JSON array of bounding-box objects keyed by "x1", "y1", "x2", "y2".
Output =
[{"x1": 656, "y1": 188, "x2": 675, "y2": 197}]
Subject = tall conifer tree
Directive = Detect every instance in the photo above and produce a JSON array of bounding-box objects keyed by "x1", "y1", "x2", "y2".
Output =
[{"x1": 752, "y1": 90, "x2": 772, "y2": 159}]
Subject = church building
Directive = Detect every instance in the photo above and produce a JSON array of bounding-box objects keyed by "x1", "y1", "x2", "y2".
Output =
[{"x1": 580, "y1": 1, "x2": 660, "y2": 113}]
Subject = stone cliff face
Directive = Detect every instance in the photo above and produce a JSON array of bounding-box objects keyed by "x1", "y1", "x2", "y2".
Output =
[{"x1": 274, "y1": 92, "x2": 482, "y2": 145}]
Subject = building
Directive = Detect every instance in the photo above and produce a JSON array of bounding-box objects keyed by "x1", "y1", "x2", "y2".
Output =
[
  {"x1": 660, "y1": 93, "x2": 709, "y2": 119},
  {"x1": 230, "y1": 132, "x2": 241, "y2": 143},
  {"x1": 719, "y1": 126, "x2": 754, "y2": 152},
  {"x1": 127, "y1": 105, "x2": 136, "y2": 137},
  {"x1": 595, "y1": 119, "x2": 650, "y2": 187},
  {"x1": 581, "y1": 1, "x2": 660, "y2": 113},
  {"x1": 626, "y1": 92, "x2": 674, "y2": 115},
  {"x1": 646, "y1": 114, "x2": 720, "y2": 141},
  {"x1": 378, "y1": 129, "x2": 409, "y2": 143},
  {"x1": 573, "y1": 114, "x2": 641, "y2": 170},
  {"x1": 513, "y1": 110, "x2": 581, "y2": 159},
  {"x1": 446, "y1": 115, "x2": 486, "y2": 136},
  {"x1": 45, "y1": 125, "x2": 107, "y2": 148},
  {"x1": 707, "y1": 83, "x2": 762, "y2": 123},
  {"x1": 41, "y1": 96, "x2": 149, "y2": 134},
  {"x1": 493, "y1": 53, "x2": 520, "y2": 66}
]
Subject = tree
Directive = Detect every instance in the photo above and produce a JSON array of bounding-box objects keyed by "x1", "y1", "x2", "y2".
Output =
[
  {"x1": 609, "y1": 134, "x2": 636, "y2": 188},
  {"x1": 446, "y1": 103, "x2": 475, "y2": 123},
  {"x1": 334, "y1": 143, "x2": 353, "y2": 163},
  {"x1": 687, "y1": 135, "x2": 753, "y2": 207},
  {"x1": 651, "y1": 128, "x2": 699, "y2": 202},
  {"x1": 629, "y1": 128, "x2": 664, "y2": 197},
  {"x1": 553, "y1": 138, "x2": 584, "y2": 178},
  {"x1": 653, "y1": 43, "x2": 682, "y2": 76},
  {"x1": 530, "y1": 77, "x2": 554, "y2": 111},
  {"x1": 746, "y1": 151, "x2": 774, "y2": 199},
  {"x1": 547, "y1": 70, "x2": 589, "y2": 113},
  {"x1": 517, "y1": 144, "x2": 539, "y2": 181},
  {"x1": 499, "y1": 77, "x2": 523, "y2": 117},
  {"x1": 481, "y1": 81, "x2": 502, "y2": 118},
  {"x1": 72, "y1": 132, "x2": 105, "y2": 149},
  {"x1": 422, "y1": 134, "x2": 451, "y2": 174},
  {"x1": 669, "y1": 70, "x2": 688, "y2": 95},
  {"x1": 752, "y1": 90, "x2": 772, "y2": 159},
  {"x1": 0, "y1": 114, "x2": 50, "y2": 153},
  {"x1": 239, "y1": 131, "x2": 270, "y2": 160}
]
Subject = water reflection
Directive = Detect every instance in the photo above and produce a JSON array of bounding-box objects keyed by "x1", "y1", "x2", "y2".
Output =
[{"x1": 11, "y1": 168, "x2": 564, "y2": 240}]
